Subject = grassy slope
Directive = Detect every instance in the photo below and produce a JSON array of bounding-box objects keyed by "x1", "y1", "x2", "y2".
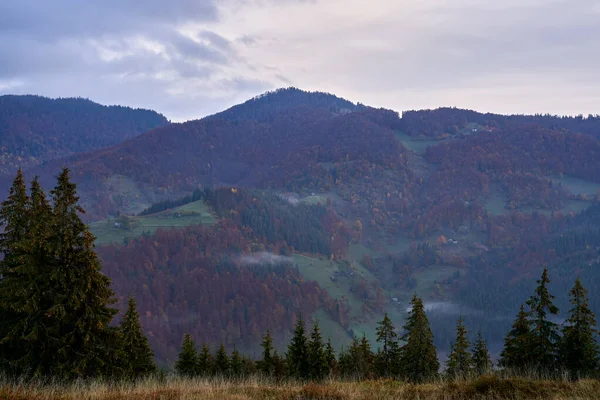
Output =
[
  {"x1": 90, "y1": 200, "x2": 216, "y2": 246},
  {"x1": 3, "y1": 376, "x2": 599, "y2": 400}
]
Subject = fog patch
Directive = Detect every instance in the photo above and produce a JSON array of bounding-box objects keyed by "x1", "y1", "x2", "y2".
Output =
[
  {"x1": 236, "y1": 252, "x2": 294, "y2": 266},
  {"x1": 278, "y1": 192, "x2": 300, "y2": 206},
  {"x1": 406, "y1": 301, "x2": 483, "y2": 316}
]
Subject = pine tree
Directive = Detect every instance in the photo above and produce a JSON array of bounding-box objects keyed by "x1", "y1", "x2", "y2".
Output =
[
  {"x1": 400, "y1": 294, "x2": 440, "y2": 383},
  {"x1": 175, "y1": 333, "x2": 198, "y2": 377},
  {"x1": 559, "y1": 278, "x2": 600, "y2": 378},
  {"x1": 499, "y1": 305, "x2": 533, "y2": 371},
  {"x1": 375, "y1": 313, "x2": 400, "y2": 377},
  {"x1": 307, "y1": 321, "x2": 329, "y2": 381},
  {"x1": 472, "y1": 332, "x2": 493, "y2": 376},
  {"x1": 120, "y1": 296, "x2": 156, "y2": 378},
  {"x1": 259, "y1": 329, "x2": 274, "y2": 376},
  {"x1": 198, "y1": 344, "x2": 214, "y2": 377},
  {"x1": 230, "y1": 347, "x2": 244, "y2": 378},
  {"x1": 287, "y1": 315, "x2": 309, "y2": 379},
  {"x1": 445, "y1": 317, "x2": 472, "y2": 379},
  {"x1": 215, "y1": 344, "x2": 230, "y2": 376},
  {"x1": 526, "y1": 268, "x2": 560, "y2": 372}
]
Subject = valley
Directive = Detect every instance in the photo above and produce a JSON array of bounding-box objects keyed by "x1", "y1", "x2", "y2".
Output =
[{"x1": 3, "y1": 88, "x2": 600, "y2": 366}]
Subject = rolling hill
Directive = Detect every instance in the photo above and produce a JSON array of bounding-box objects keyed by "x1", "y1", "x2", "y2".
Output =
[
  {"x1": 0, "y1": 94, "x2": 169, "y2": 175},
  {"x1": 5, "y1": 87, "x2": 600, "y2": 364}
]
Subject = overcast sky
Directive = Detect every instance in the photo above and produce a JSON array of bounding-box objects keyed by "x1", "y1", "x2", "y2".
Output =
[{"x1": 1, "y1": 0, "x2": 599, "y2": 121}]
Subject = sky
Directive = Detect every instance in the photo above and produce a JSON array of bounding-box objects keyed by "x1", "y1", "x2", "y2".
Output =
[{"x1": 1, "y1": 0, "x2": 599, "y2": 122}]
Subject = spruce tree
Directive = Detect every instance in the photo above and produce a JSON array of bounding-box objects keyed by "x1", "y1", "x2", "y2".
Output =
[
  {"x1": 272, "y1": 350, "x2": 286, "y2": 381},
  {"x1": 307, "y1": 321, "x2": 329, "y2": 381},
  {"x1": 0, "y1": 171, "x2": 33, "y2": 374},
  {"x1": 499, "y1": 305, "x2": 533, "y2": 371},
  {"x1": 175, "y1": 333, "x2": 198, "y2": 377},
  {"x1": 559, "y1": 278, "x2": 600, "y2": 378},
  {"x1": 215, "y1": 344, "x2": 230, "y2": 376},
  {"x1": 230, "y1": 347, "x2": 243, "y2": 378},
  {"x1": 325, "y1": 338, "x2": 337, "y2": 376},
  {"x1": 400, "y1": 294, "x2": 439, "y2": 383},
  {"x1": 259, "y1": 329, "x2": 274, "y2": 376},
  {"x1": 445, "y1": 317, "x2": 472, "y2": 379},
  {"x1": 526, "y1": 268, "x2": 560, "y2": 372},
  {"x1": 120, "y1": 296, "x2": 157, "y2": 378},
  {"x1": 198, "y1": 344, "x2": 214, "y2": 377},
  {"x1": 287, "y1": 315, "x2": 309, "y2": 380},
  {"x1": 472, "y1": 332, "x2": 493, "y2": 376},
  {"x1": 375, "y1": 313, "x2": 400, "y2": 377},
  {"x1": 0, "y1": 170, "x2": 120, "y2": 379}
]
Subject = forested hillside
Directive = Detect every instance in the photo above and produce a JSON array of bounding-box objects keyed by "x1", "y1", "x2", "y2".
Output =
[
  {"x1": 0, "y1": 95, "x2": 169, "y2": 175},
  {"x1": 3, "y1": 87, "x2": 600, "y2": 367}
]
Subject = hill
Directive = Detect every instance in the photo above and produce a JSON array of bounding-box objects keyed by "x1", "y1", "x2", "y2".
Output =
[
  {"x1": 0, "y1": 95, "x2": 169, "y2": 175},
  {"x1": 5, "y1": 88, "x2": 600, "y2": 364}
]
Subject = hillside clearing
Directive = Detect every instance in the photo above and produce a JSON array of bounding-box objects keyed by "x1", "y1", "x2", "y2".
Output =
[{"x1": 90, "y1": 200, "x2": 216, "y2": 246}]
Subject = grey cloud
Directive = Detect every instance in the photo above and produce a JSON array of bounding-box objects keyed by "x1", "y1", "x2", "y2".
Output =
[{"x1": 0, "y1": 0, "x2": 218, "y2": 40}]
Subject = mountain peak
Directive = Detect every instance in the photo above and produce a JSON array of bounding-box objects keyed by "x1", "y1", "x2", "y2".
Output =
[{"x1": 209, "y1": 87, "x2": 358, "y2": 122}]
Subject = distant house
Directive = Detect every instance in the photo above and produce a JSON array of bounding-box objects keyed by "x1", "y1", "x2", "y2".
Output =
[{"x1": 114, "y1": 222, "x2": 121, "y2": 228}]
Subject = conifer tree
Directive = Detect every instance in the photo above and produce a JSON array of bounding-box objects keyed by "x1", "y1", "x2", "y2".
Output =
[
  {"x1": 175, "y1": 333, "x2": 198, "y2": 377},
  {"x1": 375, "y1": 313, "x2": 400, "y2": 377},
  {"x1": 308, "y1": 321, "x2": 329, "y2": 381},
  {"x1": 0, "y1": 171, "x2": 32, "y2": 374},
  {"x1": 400, "y1": 294, "x2": 439, "y2": 383},
  {"x1": 559, "y1": 278, "x2": 600, "y2": 377},
  {"x1": 0, "y1": 176, "x2": 39, "y2": 375},
  {"x1": 198, "y1": 344, "x2": 214, "y2": 377},
  {"x1": 272, "y1": 350, "x2": 287, "y2": 381},
  {"x1": 445, "y1": 317, "x2": 472, "y2": 379},
  {"x1": 0, "y1": 170, "x2": 120, "y2": 379},
  {"x1": 287, "y1": 315, "x2": 309, "y2": 379},
  {"x1": 120, "y1": 296, "x2": 156, "y2": 378},
  {"x1": 499, "y1": 305, "x2": 533, "y2": 371},
  {"x1": 215, "y1": 344, "x2": 230, "y2": 376},
  {"x1": 325, "y1": 338, "x2": 337, "y2": 376},
  {"x1": 259, "y1": 329, "x2": 274, "y2": 376},
  {"x1": 230, "y1": 347, "x2": 244, "y2": 378},
  {"x1": 526, "y1": 268, "x2": 560, "y2": 372},
  {"x1": 472, "y1": 332, "x2": 493, "y2": 376}
]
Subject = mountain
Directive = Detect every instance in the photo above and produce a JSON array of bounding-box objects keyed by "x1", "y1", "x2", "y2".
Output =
[
  {"x1": 0, "y1": 95, "x2": 169, "y2": 175},
  {"x1": 18, "y1": 88, "x2": 403, "y2": 219},
  {"x1": 5, "y1": 88, "x2": 600, "y2": 364}
]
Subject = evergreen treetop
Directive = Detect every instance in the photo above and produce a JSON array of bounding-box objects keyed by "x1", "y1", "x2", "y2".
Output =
[
  {"x1": 499, "y1": 304, "x2": 533, "y2": 371},
  {"x1": 400, "y1": 294, "x2": 439, "y2": 383},
  {"x1": 559, "y1": 278, "x2": 600, "y2": 377},
  {"x1": 445, "y1": 317, "x2": 472, "y2": 379},
  {"x1": 175, "y1": 333, "x2": 198, "y2": 377},
  {"x1": 472, "y1": 331, "x2": 493, "y2": 376},
  {"x1": 287, "y1": 315, "x2": 309, "y2": 380},
  {"x1": 526, "y1": 268, "x2": 560, "y2": 372},
  {"x1": 120, "y1": 296, "x2": 157, "y2": 378}
]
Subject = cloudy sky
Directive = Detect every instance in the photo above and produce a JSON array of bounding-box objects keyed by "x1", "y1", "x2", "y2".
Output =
[{"x1": 1, "y1": 0, "x2": 599, "y2": 121}]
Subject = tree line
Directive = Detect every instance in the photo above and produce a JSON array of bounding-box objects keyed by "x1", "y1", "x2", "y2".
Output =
[{"x1": 173, "y1": 268, "x2": 599, "y2": 382}]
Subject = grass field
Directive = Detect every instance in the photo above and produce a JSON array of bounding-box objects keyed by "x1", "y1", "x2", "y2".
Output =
[
  {"x1": 551, "y1": 175, "x2": 600, "y2": 197},
  {"x1": 90, "y1": 200, "x2": 216, "y2": 246},
  {"x1": 103, "y1": 175, "x2": 152, "y2": 216},
  {"x1": 2, "y1": 376, "x2": 599, "y2": 400},
  {"x1": 394, "y1": 132, "x2": 452, "y2": 155}
]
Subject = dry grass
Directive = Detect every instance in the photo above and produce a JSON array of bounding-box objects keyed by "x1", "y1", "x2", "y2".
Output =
[{"x1": 1, "y1": 375, "x2": 599, "y2": 400}]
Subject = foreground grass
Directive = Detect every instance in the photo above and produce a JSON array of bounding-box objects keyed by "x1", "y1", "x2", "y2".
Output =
[{"x1": 2, "y1": 375, "x2": 600, "y2": 400}]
